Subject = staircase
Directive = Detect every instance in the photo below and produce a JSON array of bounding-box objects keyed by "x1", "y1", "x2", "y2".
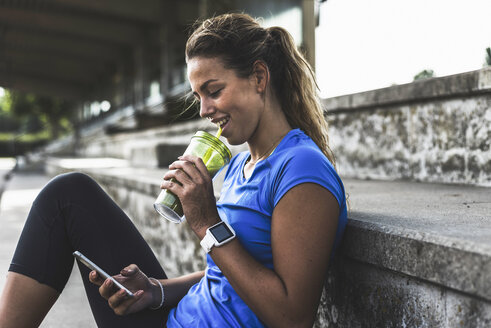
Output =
[{"x1": 41, "y1": 67, "x2": 491, "y2": 327}]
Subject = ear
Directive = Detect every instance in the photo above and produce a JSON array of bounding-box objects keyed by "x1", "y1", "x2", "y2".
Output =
[{"x1": 251, "y1": 60, "x2": 269, "y2": 94}]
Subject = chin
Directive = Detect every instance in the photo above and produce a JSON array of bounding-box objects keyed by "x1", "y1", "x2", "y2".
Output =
[
  {"x1": 225, "y1": 137, "x2": 244, "y2": 146},
  {"x1": 224, "y1": 134, "x2": 247, "y2": 146}
]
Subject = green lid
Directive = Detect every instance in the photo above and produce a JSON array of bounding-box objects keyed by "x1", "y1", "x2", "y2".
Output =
[{"x1": 193, "y1": 131, "x2": 232, "y2": 161}]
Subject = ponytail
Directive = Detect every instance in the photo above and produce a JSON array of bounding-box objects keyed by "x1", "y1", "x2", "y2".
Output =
[
  {"x1": 266, "y1": 26, "x2": 335, "y2": 167},
  {"x1": 186, "y1": 13, "x2": 336, "y2": 167}
]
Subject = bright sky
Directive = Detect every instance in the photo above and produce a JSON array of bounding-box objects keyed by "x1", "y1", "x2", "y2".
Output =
[{"x1": 315, "y1": 0, "x2": 491, "y2": 98}]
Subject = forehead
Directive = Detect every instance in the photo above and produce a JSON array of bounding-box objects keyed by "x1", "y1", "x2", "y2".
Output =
[{"x1": 187, "y1": 57, "x2": 233, "y2": 90}]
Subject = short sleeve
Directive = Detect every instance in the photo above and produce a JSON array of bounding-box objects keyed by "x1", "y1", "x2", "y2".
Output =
[{"x1": 271, "y1": 147, "x2": 345, "y2": 209}]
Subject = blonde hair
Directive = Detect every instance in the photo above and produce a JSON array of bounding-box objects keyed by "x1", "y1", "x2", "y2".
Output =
[{"x1": 186, "y1": 13, "x2": 336, "y2": 167}]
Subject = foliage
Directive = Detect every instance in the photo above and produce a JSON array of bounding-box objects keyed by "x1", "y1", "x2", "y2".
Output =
[
  {"x1": 0, "y1": 89, "x2": 76, "y2": 140},
  {"x1": 0, "y1": 131, "x2": 50, "y2": 142},
  {"x1": 485, "y1": 47, "x2": 491, "y2": 66},
  {"x1": 413, "y1": 69, "x2": 435, "y2": 81}
]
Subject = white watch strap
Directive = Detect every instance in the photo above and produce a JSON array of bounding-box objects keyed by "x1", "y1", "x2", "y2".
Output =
[{"x1": 200, "y1": 232, "x2": 216, "y2": 253}]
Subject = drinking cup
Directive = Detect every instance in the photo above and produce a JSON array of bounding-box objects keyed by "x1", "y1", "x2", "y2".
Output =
[{"x1": 154, "y1": 131, "x2": 231, "y2": 223}]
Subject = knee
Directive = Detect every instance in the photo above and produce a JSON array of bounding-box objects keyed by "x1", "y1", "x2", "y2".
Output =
[
  {"x1": 52, "y1": 172, "x2": 97, "y2": 188},
  {"x1": 40, "y1": 172, "x2": 100, "y2": 200}
]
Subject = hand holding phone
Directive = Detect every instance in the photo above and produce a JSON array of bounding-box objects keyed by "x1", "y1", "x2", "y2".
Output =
[{"x1": 73, "y1": 251, "x2": 134, "y2": 297}]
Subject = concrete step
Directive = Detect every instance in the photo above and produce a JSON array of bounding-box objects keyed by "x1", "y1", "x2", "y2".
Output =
[
  {"x1": 44, "y1": 157, "x2": 491, "y2": 327},
  {"x1": 72, "y1": 119, "x2": 248, "y2": 168}
]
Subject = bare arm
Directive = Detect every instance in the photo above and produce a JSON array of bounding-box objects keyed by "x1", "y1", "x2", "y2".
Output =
[
  {"x1": 163, "y1": 156, "x2": 339, "y2": 328},
  {"x1": 90, "y1": 267, "x2": 204, "y2": 315},
  {"x1": 203, "y1": 183, "x2": 339, "y2": 327},
  {"x1": 159, "y1": 270, "x2": 204, "y2": 309}
]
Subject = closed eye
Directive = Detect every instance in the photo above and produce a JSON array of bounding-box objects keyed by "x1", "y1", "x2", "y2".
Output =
[{"x1": 210, "y1": 88, "x2": 223, "y2": 99}]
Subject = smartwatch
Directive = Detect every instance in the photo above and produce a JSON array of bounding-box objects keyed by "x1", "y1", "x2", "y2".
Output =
[{"x1": 200, "y1": 221, "x2": 236, "y2": 253}]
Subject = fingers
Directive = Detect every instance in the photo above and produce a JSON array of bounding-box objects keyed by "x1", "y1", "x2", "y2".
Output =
[
  {"x1": 98, "y1": 277, "x2": 145, "y2": 315},
  {"x1": 168, "y1": 159, "x2": 206, "y2": 182},
  {"x1": 160, "y1": 177, "x2": 184, "y2": 194},
  {"x1": 98, "y1": 277, "x2": 118, "y2": 299},
  {"x1": 107, "y1": 289, "x2": 144, "y2": 316},
  {"x1": 88, "y1": 270, "x2": 104, "y2": 286},
  {"x1": 108, "y1": 288, "x2": 145, "y2": 316},
  {"x1": 162, "y1": 157, "x2": 209, "y2": 192},
  {"x1": 164, "y1": 166, "x2": 195, "y2": 185},
  {"x1": 179, "y1": 155, "x2": 209, "y2": 177},
  {"x1": 89, "y1": 264, "x2": 151, "y2": 316},
  {"x1": 120, "y1": 263, "x2": 139, "y2": 277}
]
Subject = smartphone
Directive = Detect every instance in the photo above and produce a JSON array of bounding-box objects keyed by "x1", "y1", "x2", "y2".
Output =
[{"x1": 73, "y1": 251, "x2": 134, "y2": 297}]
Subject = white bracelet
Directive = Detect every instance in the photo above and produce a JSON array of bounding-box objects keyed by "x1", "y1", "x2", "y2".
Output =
[{"x1": 149, "y1": 277, "x2": 164, "y2": 310}]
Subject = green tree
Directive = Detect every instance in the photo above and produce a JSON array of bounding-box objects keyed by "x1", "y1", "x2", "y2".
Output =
[
  {"x1": 0, "y1": 90, "x2": 21, "y2": 132},
  {"x1": 413, "y1": 69, "x2": 435, "y2": 81},
  {"x1": 485, "y1": 47, "x2": 491, "y2": 66},
  {"x1": 6, "y1": 90, "x2": 76, "y2": 139}
]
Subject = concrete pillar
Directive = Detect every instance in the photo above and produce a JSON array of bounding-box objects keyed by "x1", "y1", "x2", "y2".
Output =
[
  {"x1": 199, "y1": 0, "x2": 209, "y2": 18},
  {"x1": 301, "y1": 0, "x2": 316, "y2": 72},
  {"x1": 133, "y1": 44, "x2": 146, "y2": 111},
  {"x1": 159, "y1": 25, "x2": 169, "y2": 99}
]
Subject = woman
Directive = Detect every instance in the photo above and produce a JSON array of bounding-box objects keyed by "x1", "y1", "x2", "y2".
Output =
[{"x1": 0, "y1": 13, "x2": 347, "y2": 327}]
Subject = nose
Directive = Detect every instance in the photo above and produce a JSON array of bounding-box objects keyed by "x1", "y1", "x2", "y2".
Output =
[{"x1": 199, "y1": 98, "x2": 215, "y2": 119}]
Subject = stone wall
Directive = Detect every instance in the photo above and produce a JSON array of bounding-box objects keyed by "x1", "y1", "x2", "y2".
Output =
[
  {"x1": 42, "y1": 68, "x2": 491, "y2": 326},
  {"x1": 316, "y1": 256, "x2": 491, "y2": 328},
  {"x1": 45, "y1": 161, "x2": 491, "y2": 328},
  {"x1": 103, "y1": 183, "x2": 206, "y2": 278},
  {"x1": 325, "y1": 67, "x2": 491, "y2": 186}
]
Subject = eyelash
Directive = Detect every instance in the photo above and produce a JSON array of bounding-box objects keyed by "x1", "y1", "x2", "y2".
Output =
[
  {"x1": 193, "y1": 88, "x2": 222, "y2": 103},
  {"x1": 210, "y1": 89, "x2": 222, "y2": 98}
]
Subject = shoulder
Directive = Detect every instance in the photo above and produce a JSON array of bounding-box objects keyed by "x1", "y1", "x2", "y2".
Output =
[
  {"x1": 272, "y1": 143, "x2": 337, "y2": 186},
  {"x1": 268, "y1": 129, "x2": 345, "y2": 207},
  {"x1": 271, "y1": 129, "x2": 334, "y2": 173}
]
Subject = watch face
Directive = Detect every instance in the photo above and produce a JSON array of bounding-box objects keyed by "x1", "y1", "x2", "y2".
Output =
[{"x1": 209, "y1": 222, "x2": 234, "y2": 243}]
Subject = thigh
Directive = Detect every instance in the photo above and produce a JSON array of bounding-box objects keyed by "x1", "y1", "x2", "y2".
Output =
[{"x1": 13, "y1": 172, "x2": 168, "y2": 327}]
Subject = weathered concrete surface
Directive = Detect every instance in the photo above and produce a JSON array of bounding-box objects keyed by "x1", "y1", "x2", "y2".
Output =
[
  {"x1": 324, "y1": 67, "x2": 491, "y2": 186},
  {"x1": 315, "y1": 257, "x2": 491, "y2": 328},
  {"x1": 45, "y1": 159, "x2": 491, "y2": 326},
  {"x1": 45, "y1": 159, "x2": 210, "y2": 278},
  {"x1": 324, "y1": 67, "x2": 491, "y2": 112},
  {"x1": 53, "y1": 119, "x2": 247, "y2": 169},
  {"x1": 312, "y1": 179, "x2": 491, "y2": 327}
]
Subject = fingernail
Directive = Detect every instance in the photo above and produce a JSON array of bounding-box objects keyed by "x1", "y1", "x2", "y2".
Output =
[{"x1": 105, "y1": 279, "x2": 112, "y2": 286}]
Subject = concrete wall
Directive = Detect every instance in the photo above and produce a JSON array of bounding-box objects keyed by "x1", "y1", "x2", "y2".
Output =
[
  {"x1": 44, "y1": 161, "x2": 491, "y2": 327},
  {"x1": 325, "y1": 67, "x2": 491, "y2": 186},
  {"x1": 42, "y1": 68, "x2": 491, "y2": 326}
]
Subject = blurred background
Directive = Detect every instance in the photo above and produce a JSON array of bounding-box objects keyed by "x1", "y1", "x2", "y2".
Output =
[
  {"x1": 1, "y1": 0, "x2": 489, "y2": 157},
  {"x1": 1, "y1": 2, "x2": 490, "y2": 327}
]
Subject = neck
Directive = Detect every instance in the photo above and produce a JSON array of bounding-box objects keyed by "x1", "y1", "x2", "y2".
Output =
[
  {"x1": 247, "y1": 109, "x2": 291, "y2": 164},
  {"x1": 246, "y1": 86, "x2": 292, "y2": 163}
]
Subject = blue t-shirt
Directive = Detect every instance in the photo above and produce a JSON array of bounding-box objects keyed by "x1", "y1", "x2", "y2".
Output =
[{"x1": 166, "y1": 128, "x2": 348, "y2": 327}]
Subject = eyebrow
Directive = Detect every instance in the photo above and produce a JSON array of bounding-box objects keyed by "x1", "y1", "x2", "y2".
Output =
[{"x1": 193, "y1": 79, "x2": 218, "y2": 97}]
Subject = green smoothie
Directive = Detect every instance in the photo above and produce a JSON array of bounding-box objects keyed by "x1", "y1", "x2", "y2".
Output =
[{"x1": 154, "y1": 130, "x2": 231, "y2": 223}]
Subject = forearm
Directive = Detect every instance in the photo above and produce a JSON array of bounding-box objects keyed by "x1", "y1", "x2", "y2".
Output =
[
  {"x1": 209, "y1": 241, "x2": 314, "y2": 328},
  {"x1": 160, "y1": 271, "x2": 204, "y2": 309},
  {"x1": 191, "y1": 185, "x2": 338, "y2": 327}
]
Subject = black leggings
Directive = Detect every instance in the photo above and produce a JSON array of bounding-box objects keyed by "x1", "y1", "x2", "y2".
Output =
[{"x1": 9, "y1": 172, "x2": 168, "y2": 327}]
